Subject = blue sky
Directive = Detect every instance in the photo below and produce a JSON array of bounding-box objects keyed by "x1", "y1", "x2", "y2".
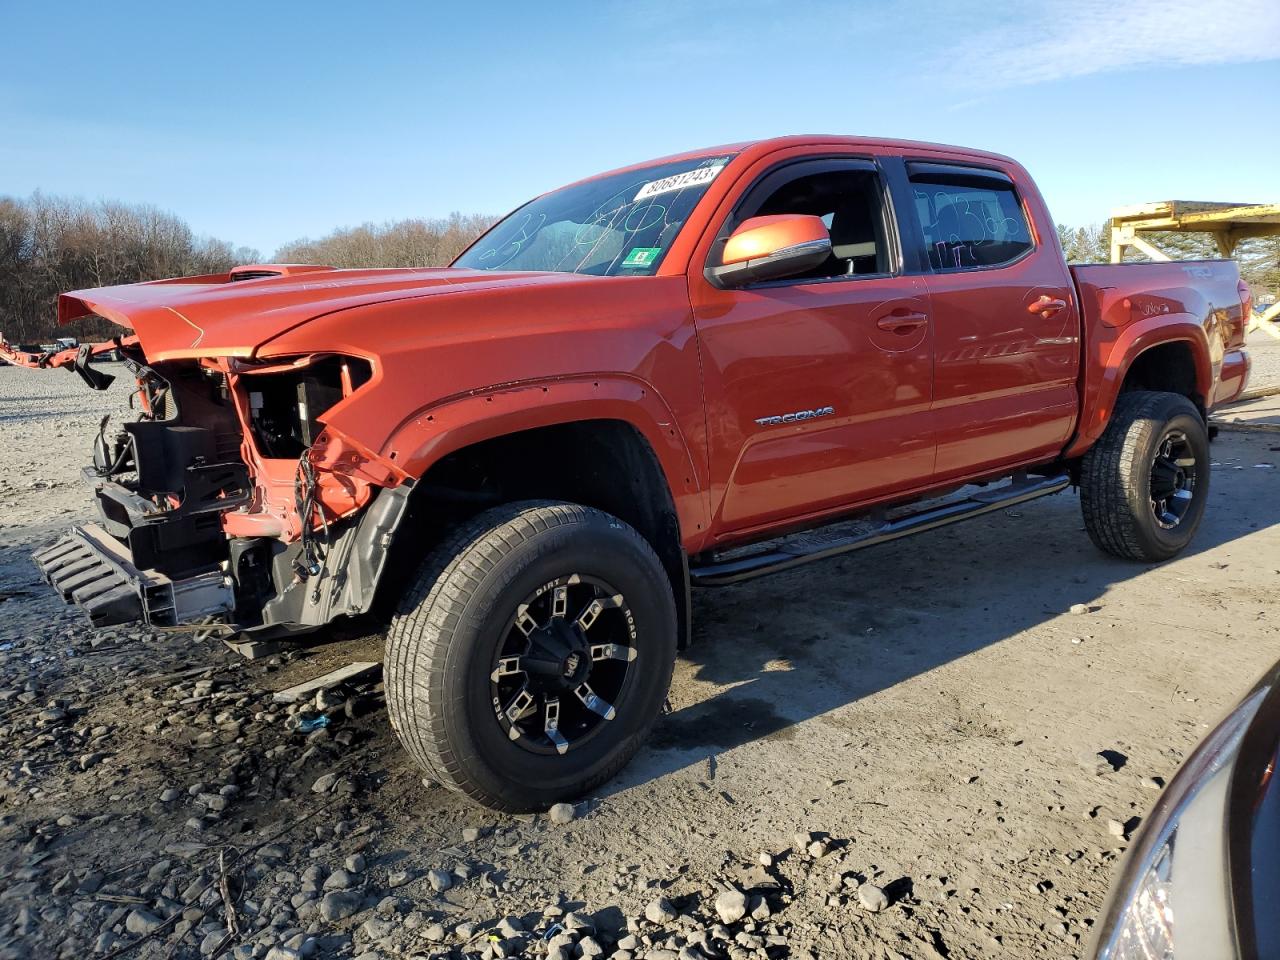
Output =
[{"x1": 3, "y1": 0, "x2": 1277, "y2": 257}]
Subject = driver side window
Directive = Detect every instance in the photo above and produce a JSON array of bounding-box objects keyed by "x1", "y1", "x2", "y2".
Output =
[{"x1": 736, "y1": 166, "x2": 891, "y2": 280}]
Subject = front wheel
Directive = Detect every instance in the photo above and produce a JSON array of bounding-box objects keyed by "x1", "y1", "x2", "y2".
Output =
[
  {"x1": 1080, "y1": 391, "x2": 1210, "y2": 562},
  {"x1": 385, "y1": 501, "x2": 677, "y2": 812}
]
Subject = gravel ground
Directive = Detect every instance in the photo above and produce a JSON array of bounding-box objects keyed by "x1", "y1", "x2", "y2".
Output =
[{"x1": 2, "y1": 364, "x2": 1279, "y2": 960}]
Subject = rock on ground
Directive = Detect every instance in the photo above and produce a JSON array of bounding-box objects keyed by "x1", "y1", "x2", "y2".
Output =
[{"x1": 1, "y1": 366, "x2": 1279, "y2": 960}]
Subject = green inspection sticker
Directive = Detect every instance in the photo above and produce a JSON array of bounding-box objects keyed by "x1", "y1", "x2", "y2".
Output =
[{"x1": 621, "y1": 247, "x2": 661, "y2": 268}]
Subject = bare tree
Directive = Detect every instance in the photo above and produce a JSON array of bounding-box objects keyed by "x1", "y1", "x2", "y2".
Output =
[
  {"x1": 0, "y1": 193, "x2": 259, "y2": 345},
  {"x1": 274, "y1": 213, "x2": 495, "y2": 269}
]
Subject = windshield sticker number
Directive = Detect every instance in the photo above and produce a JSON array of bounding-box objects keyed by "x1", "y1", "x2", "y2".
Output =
[
  {"x1": 621, "y1": 247, "x2": 661, "y2": 268},
  {"x1": 633, "y1": 163, "x2": 725, "y2": 202}
]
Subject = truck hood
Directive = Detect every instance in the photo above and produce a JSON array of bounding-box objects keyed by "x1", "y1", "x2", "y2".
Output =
[{"x1": 58, "y1": 265, "x2": 603, "y2": 361}]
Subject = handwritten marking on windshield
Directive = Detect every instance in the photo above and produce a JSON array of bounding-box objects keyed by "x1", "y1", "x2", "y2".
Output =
[{"x1": 477, "y1": 213, "x2": 548, "y2": 270}]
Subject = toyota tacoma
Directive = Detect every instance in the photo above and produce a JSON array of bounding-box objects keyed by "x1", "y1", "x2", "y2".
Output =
[{"x1": 2, "y1": 136, "x2": 1252, "y2": 811}]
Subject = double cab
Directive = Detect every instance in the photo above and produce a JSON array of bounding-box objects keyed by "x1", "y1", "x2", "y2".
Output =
[{"x1": 8, "y1": 136, "x2": 1252, "y2": 810}]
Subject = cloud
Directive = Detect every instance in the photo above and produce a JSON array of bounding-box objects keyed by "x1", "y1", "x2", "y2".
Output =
[
  {"x1": 606, "y1": 0, "x2": 1279, "y2": 98},
  {"x1": 938, "y1": 0, "x2": 1280, "y2": 87}
]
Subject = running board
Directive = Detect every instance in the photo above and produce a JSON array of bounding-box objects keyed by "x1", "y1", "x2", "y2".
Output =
[{"x1": 689, "y1": 473, "x2": 1071, "y2": 587}]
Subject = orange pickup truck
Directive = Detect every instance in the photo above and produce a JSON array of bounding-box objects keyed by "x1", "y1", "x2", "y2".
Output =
[{"x1": 7, "y1": 136, "x2": 1252, "y2": 810}]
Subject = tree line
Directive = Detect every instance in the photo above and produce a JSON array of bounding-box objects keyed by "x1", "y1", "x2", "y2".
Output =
[
  {"x1": 0, "y1": 193, "x2": 261, "y2": 345},
  {"x1": 274, "y1": 213, "x2": 495, "y2": 272},
  {"x1": 2, "y1": 189, "x2": 1276, "y2": 346}
]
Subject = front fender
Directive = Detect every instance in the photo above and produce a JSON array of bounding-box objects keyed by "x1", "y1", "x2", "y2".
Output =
[
  {"x1": 1067, "y1": 313, "x2": 1213, "y2": 458},
  {"x1": 387, "y1": 374, "x2": 711, "y2": 552}
]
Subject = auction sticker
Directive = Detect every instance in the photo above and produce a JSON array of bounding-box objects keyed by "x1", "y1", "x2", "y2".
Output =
[
  {"x1": 621, "y1": 247, "x2": 662, "y2": 268},
  {"x1": 634, "y1": 163, "x2": 725, "y2": 201}
]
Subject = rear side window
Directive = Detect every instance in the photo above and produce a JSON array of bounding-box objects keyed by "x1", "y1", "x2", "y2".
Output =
[{"x1": 908, "y1": 163, "x2": 1033, "y2": 271}]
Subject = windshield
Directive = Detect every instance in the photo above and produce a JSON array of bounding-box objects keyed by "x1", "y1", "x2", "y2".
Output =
[{"x1": 453, "y1": 154, "x2": 736, "y2": 276}]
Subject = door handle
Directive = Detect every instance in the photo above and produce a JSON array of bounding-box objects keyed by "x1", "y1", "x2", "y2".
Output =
[
  {"x1": 1029, "y1": 295, "x2": 1067, "y2": 317},
  {"x1": 876, "y1": 311, "x2": 929, "y2": 333}
]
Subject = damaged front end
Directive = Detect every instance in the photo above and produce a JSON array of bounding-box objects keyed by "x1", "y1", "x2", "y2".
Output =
[{"x1": 33, "y1": 345, "x2": 411, "y2": 637}]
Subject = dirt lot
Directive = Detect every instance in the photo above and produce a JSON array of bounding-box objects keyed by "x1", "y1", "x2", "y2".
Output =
[{"x1": 1, "y1": 362, "x2": 1278, "y2": 960}]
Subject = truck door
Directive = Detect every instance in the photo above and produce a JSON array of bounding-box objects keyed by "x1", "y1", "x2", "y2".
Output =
[
  {"x1": 689, "y1": 156, "x2": 935, "y2": 537},
  {"x1": 903, "y1": 161, "x2": 1080, "y2": 481}
]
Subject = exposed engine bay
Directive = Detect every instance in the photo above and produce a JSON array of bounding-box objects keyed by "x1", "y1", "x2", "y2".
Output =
[{"x1": 30, "y1": 345, "x2": 410, "y2": 636}]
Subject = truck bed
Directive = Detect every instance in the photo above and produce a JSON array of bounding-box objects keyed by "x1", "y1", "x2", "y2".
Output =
[{"x1": 1069, "y1": 258, "x2": 1250, "y2": 455}]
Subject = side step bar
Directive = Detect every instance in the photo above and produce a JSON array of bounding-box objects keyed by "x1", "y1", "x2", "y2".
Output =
[{"x1": 690, "y1": 473, "x2": 1071, "y2": 587}]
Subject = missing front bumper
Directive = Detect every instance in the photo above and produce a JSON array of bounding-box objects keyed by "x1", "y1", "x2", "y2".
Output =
[{"x1": 33, "y1": 523, "x2": 233, "y2": 628}]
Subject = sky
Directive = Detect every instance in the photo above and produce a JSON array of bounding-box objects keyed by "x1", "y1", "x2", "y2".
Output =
[{"x1": 2, "y1": 0, "x2": 1278, "y2": 258}]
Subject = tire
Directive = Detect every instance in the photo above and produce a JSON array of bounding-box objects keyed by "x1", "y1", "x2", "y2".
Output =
[
  {"x1": 385, "y1": 500, "x2": 677, "y2": 812},
  {"x1": 1080, "y1": 391, "x2": 1210, "y2": 562}
]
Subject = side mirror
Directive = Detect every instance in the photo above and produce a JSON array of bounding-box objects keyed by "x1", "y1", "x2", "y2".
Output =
[{"x1": 706, "y1": 214, "x2": 832, "y2": 287}]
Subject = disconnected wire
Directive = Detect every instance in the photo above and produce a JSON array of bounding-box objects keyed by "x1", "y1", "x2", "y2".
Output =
[{"x1": 293, "y1": 449, "x2": 331, "y2": 587}]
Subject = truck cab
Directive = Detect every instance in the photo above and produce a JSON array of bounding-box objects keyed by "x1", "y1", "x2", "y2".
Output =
[{"x1": 684, "y1": 143, "x2": 1085, "y2": 536}]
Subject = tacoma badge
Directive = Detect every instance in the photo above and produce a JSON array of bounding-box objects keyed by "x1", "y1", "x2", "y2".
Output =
[{"x1": 755, "y1": 406, "x2": 836, "y2": 427}]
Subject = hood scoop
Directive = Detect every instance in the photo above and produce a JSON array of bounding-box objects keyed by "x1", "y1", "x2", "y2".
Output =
[{"x1": 228, "y1": 264, "x2": 337, "y2": 282}]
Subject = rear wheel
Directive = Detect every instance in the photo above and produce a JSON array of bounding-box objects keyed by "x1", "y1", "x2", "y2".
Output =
[
  {"x1": 385, "y1": 501, "x2": 677, "y2": 811},
  {"x1": 1080, "y1": 391, "x2": 1209, "y2": 562}
]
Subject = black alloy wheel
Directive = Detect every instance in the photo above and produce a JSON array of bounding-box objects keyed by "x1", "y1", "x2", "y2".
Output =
[
  {"x1": 491, "y1": 575, "x2": 638, "y2": 755},
  {"x1": 1081, "y1": 390, "x2": 1210, "y2": 562},
  {"x1": 385, "y1": 501, "x2": 677, "y2": 811},
  {"x1": 1148, "y1": 429, "x2": 1198, "y2": 530}
]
